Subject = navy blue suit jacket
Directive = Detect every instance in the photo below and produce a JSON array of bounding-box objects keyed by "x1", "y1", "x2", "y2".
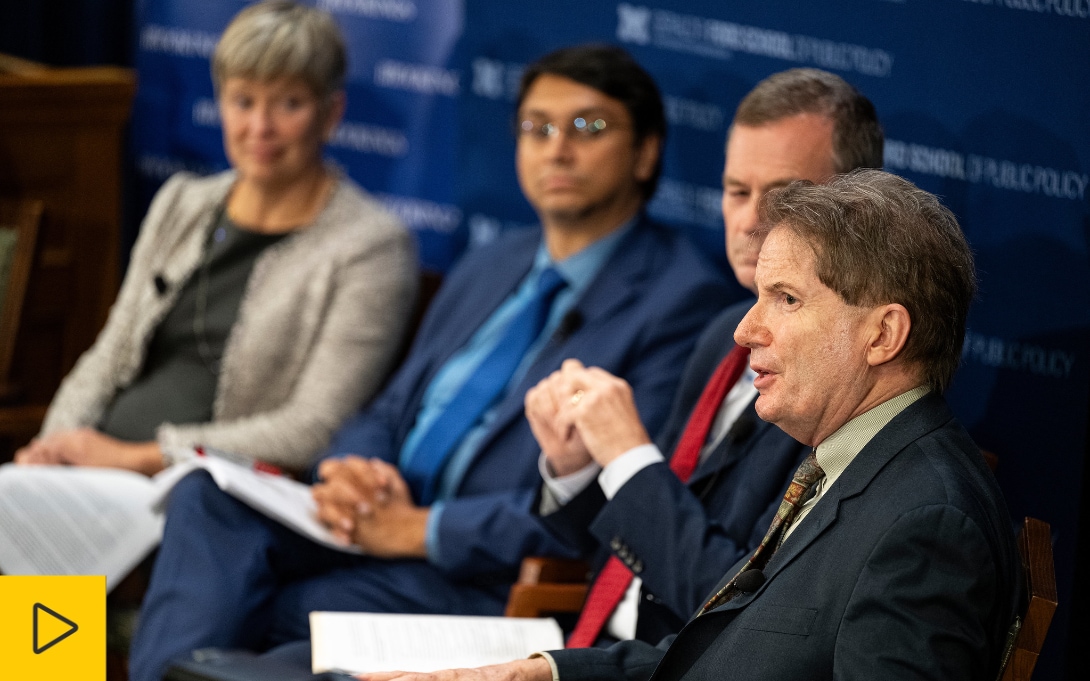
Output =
[
  {"x1": 322, "y1": 217, "x2": 731, "y2": 582},
  {"x1": 550, "y1": 392, "x2": 1022, "y2": 681},
  {"x1": 543, "y1": 301, "x2": 807, "y2": 643}
]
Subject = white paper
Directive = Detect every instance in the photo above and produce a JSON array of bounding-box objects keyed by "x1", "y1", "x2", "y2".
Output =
[
  {"x1": 150, "y1": 450, "x2": 361, "y2": 555},
  {"x1": 0, "y1": 451, "x2": 359, "y2": 592},
  {"x1": 309, "y1": 612, "x2": 564, "y2": 674},
  {"x1": 0, "y1": 464, "x2": 164, "y2": 591}
]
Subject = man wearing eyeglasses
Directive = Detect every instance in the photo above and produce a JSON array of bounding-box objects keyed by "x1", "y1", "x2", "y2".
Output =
[
  {"x1": 129, "y1": 44, "x2": 730, "y2": 681},
  {"x1": 523, "y1": 69, "x2": 883, "y2": 649}
]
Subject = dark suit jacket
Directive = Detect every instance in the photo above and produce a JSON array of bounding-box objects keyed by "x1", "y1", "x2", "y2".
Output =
[
  {"x1": 542, "y1": 302, "x2": 808, "y2": 643},
  {"x1": 550, "y1": 392, "x2": 1022, "y2": 681},
  {"x1": 321, "y1": 217, "x2": 731, "y2": 582}
]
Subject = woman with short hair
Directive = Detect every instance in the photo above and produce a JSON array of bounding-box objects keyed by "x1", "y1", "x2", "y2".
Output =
[{"x1": 16, "y1": 0, "x2": 417, "y2": 474}]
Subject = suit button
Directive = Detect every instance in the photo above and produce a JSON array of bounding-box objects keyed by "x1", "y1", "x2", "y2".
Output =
[
  {"x1": 632, "y1": 560, "x2": 643, "y2": 574},
  {"x1": 610, "y1": 538, "x2": 622, "y2": 551}
]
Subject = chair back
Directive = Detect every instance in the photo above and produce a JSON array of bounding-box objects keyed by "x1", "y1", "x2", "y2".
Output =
[
  {"x1": 998, "y1": 517, "x2": 1057, "y2": 681},
  {"x1": 0, "y1": 198, "x2": 42, "y2": 394},
  {"x1": 505, "y1": 557, "x2": 590, "y2": 619}
]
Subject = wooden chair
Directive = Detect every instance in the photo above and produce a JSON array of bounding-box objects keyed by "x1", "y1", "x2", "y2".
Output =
[
  {"x1": 505, "y1": 557, "x2": 590, "y2": 618},
  {"x1": 998, "y1": 516, "x2": 1058, "y2": 681},
  {"x1": 0, "y1": 56, "x2": 135, "y2": 460},
  {"x1": 0, "y1": 198, "x2": 42, "y2": 402}
]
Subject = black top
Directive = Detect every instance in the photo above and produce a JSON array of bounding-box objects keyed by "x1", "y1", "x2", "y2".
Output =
[{"x1": 98, "y1": 212, "x2": 287, "y2": 442}]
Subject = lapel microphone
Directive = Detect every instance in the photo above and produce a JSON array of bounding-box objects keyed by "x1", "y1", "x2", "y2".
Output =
[
  {"x1": 554, "y1": 309, "x2": 584, "y2": 341},
  {"x1": 153, "y1": 274, "x2": 169, "y2": 295},
  {"x1": 734, "y1": 568, "x2": 766, "y2": 594},
  {"x1": 726, "y1": 413, "x2": 756, "y2": 445},
  {"x1": 695, "y1": 414, "x2": 756, "y2": 502}
]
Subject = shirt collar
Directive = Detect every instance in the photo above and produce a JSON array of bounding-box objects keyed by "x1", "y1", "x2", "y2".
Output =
[
  {"x1": 531, "y1": 216, "x2": 637, "y2": 295},
  {"x1": 815, "y1": 386, "x2": 931, "y2": 486}
]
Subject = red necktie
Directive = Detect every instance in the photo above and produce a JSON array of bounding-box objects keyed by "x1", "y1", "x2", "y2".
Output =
[{"x1": 566, "y1": 345, "x2": 751, "y2": 648}]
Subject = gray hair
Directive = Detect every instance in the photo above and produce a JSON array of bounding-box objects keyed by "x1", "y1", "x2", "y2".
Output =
[
  {"x1": 734, "y1": 68, "x2": 884, "y2": 173},
  {"x1": 212, "y1": 1, "x2": 347, "y2": 99},
  {"x1": 758, "y1": 169, "x2": 976, "y2": 393}
]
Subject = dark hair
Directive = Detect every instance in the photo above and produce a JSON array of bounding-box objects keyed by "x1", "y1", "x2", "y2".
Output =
[
  {"x1": 517, "y1": 44, "x2": 666, "y2": 200},
  {"x1": 735, "y1": 68, "x2": 883, "y2": 172},
  {"x1": 758, "y1": 169, "x2": 976, "y2": 393}
]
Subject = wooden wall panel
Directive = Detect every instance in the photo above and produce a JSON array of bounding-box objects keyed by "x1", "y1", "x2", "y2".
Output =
[{"x1": 0, "y1": 55, "x2": 135, "y2": 458}]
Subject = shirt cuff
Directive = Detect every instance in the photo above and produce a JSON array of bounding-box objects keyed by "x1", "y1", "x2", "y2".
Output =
[
  {"x1": 530, "y1": 651, "x2": 562, "y2": 681},
  {"x1": 598, "y1": 444, "x2": 665, "y2": 500},
  {"x1": 424, "y1": 500, "x2": 445, "y2": 565},
  {"x1": 538, "y1": 452, "x2": 601, "y2": 505}
]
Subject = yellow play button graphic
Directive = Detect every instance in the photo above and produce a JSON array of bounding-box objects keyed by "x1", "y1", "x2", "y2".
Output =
[
  {"x1": 0, "y1": 575, "x2": 104, "y2": 680},
  {"x1": 34, "y1": 602, "x2": 80, "y2": 654}
]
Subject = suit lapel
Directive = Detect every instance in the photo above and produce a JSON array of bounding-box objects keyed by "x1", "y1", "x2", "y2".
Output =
[
  {"x1": 705, "y1": 392, "x2": 953, "y2": 612},
  {"x1": 440, "y1": 241, "x2": 538, "y2": 362},
  {"x1": 688, "y1": 397, "x2": 767, "y2": 485},
  {"x1": 471, "y1": 219, "x2": 657, "y2": 457}
]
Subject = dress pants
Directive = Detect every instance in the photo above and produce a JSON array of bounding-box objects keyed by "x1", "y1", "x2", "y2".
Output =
[{"x1": 129, "y1": 471, "x2": 507, "y2": 681}]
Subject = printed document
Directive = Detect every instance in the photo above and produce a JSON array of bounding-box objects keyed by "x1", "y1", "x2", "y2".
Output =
[
  {"x1": 149, "y1": 454, "x2": 361, "y2": 554},
  {"x1": 0, "y1": 465, "x2": 163, "y2": 590},
  {"x1": 0, "y1": 451, "x2": 358, "y2": 590},
  {"x1": 309, "y1": 612, "x2": 564, "y2": 674}
]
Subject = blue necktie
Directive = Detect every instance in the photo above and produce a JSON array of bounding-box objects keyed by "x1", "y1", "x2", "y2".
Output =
[{"x1": 402, "y1": 266, "x2": 567, "y2": 504}]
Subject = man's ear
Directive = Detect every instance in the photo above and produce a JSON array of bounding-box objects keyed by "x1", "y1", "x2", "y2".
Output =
[
  {"x1": 865, "y1": 303, "x2": 911, "y2": 367},
  {"x1": 634, "y1": 134, "x2": 661, "y2": 184}
]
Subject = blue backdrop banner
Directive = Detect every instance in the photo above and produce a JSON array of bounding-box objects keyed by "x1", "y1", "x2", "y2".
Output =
[
  {"x1": 130, "y1": 0, "x2": 464, "y2": 270},
  {"x1": 129, "y1": 2, "x2": 1088, "y2": 677}
]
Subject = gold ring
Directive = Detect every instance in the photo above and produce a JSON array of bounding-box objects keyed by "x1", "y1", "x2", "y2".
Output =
[{"x1": 570, "y1": 389, "x2": 585, "y2": 406}]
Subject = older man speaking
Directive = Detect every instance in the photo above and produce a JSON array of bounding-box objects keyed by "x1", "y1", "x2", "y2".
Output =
[{"x1": 365, "y1": 169, "x2": 1021, "y2": 681}]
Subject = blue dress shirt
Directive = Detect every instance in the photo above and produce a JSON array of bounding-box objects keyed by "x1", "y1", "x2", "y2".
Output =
[{"x1": 409, "y1": 221, "x2": 634, "y2": 562}]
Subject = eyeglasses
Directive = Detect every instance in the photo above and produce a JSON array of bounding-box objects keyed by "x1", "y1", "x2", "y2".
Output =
[{"x1": 517, "y1": 117, "x2": 616, "y2": 142}]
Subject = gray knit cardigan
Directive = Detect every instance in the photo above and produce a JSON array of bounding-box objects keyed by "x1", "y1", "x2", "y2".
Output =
[{"x1": 40, "y1": 169, "x2": 418, "y2": 470}]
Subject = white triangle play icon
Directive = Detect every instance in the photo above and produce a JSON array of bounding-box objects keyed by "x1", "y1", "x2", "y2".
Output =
[{"x1": 33, "y1": 602, "x2": 79, "y2": 654}]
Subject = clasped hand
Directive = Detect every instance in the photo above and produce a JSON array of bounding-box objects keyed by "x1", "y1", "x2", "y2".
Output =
[
  {"x1": 524, "y1": 359, "x2": 652, "y2": 477},
  {"x1": 312, "y1": 456, "x2": 429, "y2": 558}
]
